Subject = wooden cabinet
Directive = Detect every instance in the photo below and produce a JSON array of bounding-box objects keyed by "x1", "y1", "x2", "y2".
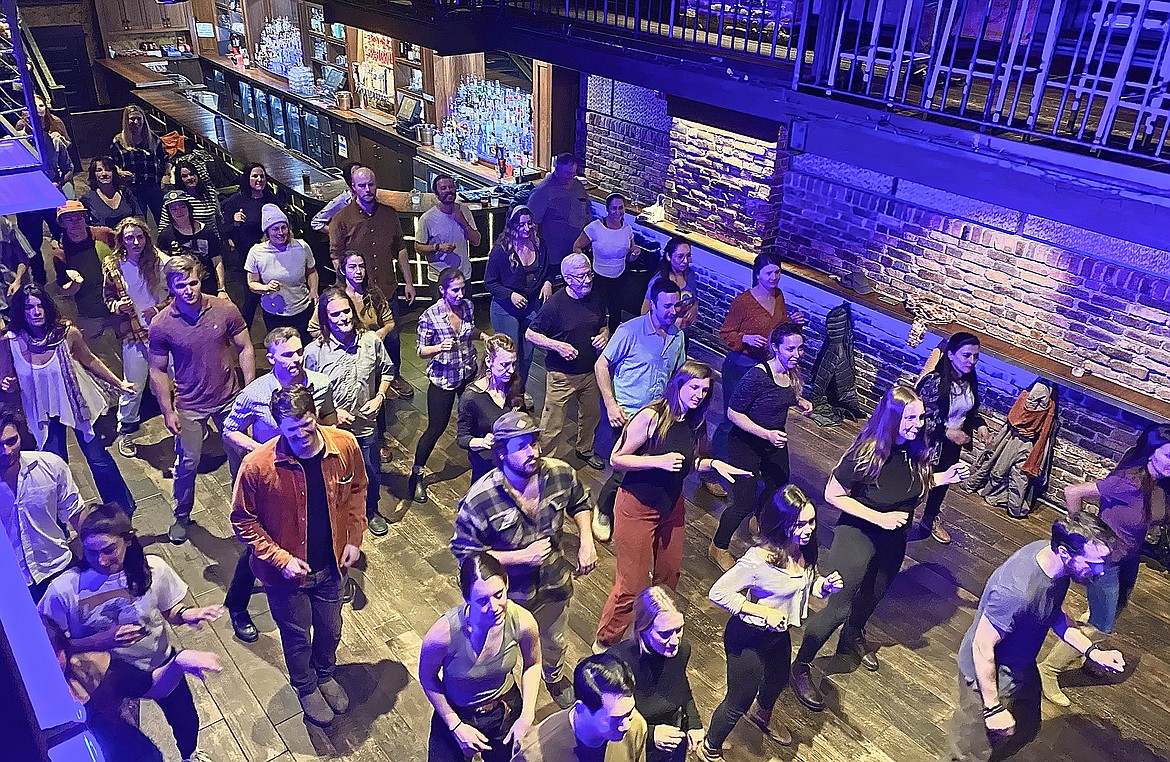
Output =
[{"x1": 97, "y1": 0, "x2": 193, "y2": 39}]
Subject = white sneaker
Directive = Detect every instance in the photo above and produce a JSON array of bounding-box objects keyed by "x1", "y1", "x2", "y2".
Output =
[
  {"x1": 183, "y1": 751, "x2": 213, "y2": 762},
  {"x1": 592, "y1": 512, "x2": 612, "y2": 543}
]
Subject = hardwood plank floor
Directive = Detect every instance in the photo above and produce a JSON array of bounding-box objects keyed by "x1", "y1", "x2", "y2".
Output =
[{"x1": 70, "y1": 303, "x2": 1170, "y2": 762}]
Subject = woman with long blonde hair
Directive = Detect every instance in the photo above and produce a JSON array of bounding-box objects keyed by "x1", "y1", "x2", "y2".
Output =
[
  {"x1": 484, "y1": 205, "x2": 552, "y2": 387},
  {"x1": 108, "y1": 105, "x2": 167, "y2": 224},
  {"x1": 105, "y1": 217, "x2": 170, "y2": 457},
  {"x1": 788, "y1": 385, "x2": 968, "y2": 713},
  {"x1": 610, "y1": 586, "x2": 705, "y2": 762},
  {"x1": 594, "y1": 361, "x2": 750, "y2": 649},
  {"x1": 457, "y1": 334, "x2": 529, "y2": 482}
]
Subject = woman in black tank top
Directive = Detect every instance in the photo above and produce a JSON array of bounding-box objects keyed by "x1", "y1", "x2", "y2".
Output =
[{"x1": 595, "y1": 361, "x2": 749, "y2": 648}]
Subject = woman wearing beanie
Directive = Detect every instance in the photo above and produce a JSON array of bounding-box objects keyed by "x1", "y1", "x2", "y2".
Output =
[{"x1": 244, "y1": 204, "x2": 318, "y2": 342}]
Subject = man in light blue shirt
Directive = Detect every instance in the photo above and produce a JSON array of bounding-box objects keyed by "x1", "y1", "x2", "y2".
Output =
[{"x1": 591, "y1": 278, "x2": 684, "y2": 540}]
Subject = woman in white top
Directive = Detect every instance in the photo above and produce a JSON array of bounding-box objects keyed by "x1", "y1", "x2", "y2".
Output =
[
  {"x1": 245, "y1": 203, "x2": 318, "y2": 343},
  {"x1": 701, "y1": 485, "x2": 842, "y2": 759},
  {"x1": 0, "y1": 285, "x2": 137, "y2": 514},
  {"x1": 573, "y1": 192, "x2": 635, "y2": 333},
  {"x1": 104, "y1": 217, "x2": 170, "y2": 457}
]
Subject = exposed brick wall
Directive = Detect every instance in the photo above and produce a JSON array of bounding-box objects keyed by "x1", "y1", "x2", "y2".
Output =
[
  {"x1": 578, "y1": 76, "x2": 670, "y2": 207},
  {"x1": 664, "y1": 120, "x2": 788, "y2": 256}
]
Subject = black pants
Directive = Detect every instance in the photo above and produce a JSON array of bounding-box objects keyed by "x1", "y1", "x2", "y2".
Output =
[
  {"x1": 922, "y1": 439, "x2": 962, "y2": 527},
  {"x1": 224, "y1": 548, "x2": 256, "y2": 614},
  {"x1": 427, "y1": 685, "x2": 521, "y2": 762},
  {"x1": 713, "y1": 433, "x2": 789, "y2": 550},
  {"x1": 706, "y1": 617, "x2": 791, "y2": 750},
  {"x1": 414, "y1": 378, "x2": 470, "y2": 471},
  {"x1": 596, "y1": 421, "x2": 626, "y2": 520},
  {"x1": 242, "y1": 291, "x2": 261, "y2": 327},
  {"x1": 794, "y1": 523, "x2": 907, "y2": 665},
  {"x1": 262, "y1": 305, "x2": 314, "y2": 346},
  {"x1": 16, "y1": 208, "x2": 56, "y2": 284},
  {"x1": 594, "y1": 273, "x2": 628, "y2": 335},
  {"x1": 152, "y1": 671, "x2": 200, "y2": 759}
]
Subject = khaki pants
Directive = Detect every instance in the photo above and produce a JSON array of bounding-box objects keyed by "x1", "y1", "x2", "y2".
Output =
[
  {"x1": 527, "y1": 594, "x2": 570, "y2": 682},
  {"x1": 942, "y1": 674, "x2": 1041, "y2": 761},
  {"x1": 539, "y1": 370, "x2": 601, "y2": 460}
]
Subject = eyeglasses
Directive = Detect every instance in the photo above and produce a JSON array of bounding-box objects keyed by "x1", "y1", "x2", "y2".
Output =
[{"x1": 566, "y1": 272, "x2": 594, "y2": 282}]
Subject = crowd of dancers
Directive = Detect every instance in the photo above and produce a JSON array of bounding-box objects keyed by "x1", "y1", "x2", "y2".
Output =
[{"x1": 1, "y1": 105, "x2": 1168, "y2": 762}]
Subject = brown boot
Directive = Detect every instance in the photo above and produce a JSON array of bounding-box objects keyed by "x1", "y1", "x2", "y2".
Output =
[
  {"x1": 1039, "y1": 639, "x2": 1083, "y2": 707},
  {"x1": 707, "y1": 542, "x2": 735, "y2": 572}
]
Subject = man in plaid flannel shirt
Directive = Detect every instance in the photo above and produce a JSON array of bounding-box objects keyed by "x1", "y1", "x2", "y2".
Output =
[{"x1": 450, "y1": 411, "x2": 598, "y2": 709}]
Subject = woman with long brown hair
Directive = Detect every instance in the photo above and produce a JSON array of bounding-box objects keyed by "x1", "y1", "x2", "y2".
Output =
[
  {"x1": 789, "y1": 385, "x2": 968, "y2": 712},
  {"x1": 105, "y1": 217, "x2": 169, "y2": 456},
  {"x1": 594, "y1": 361, "x2": 749, "y2": 649},
  {"x1": 0, "y1": 285, "x2": 136, "y2": 514},
  {"x1": 701, "y1": 486, "x2": 842, "y2": 759},
  {"x1": 457, "y1": 334, "x2": 528, "y2": 483},
  {"x1": 81, "y1": 156, "x2": 142, "y2": 229},
  {"x1": 1038, "y1": 424, "x2": 1170, "y2": 706},
  {"x1": 108, "y1": 105, "x2": 167, "y2": 224},
  {"x1": 484, "y1": 205, "x2": 552, "y2": 388}
]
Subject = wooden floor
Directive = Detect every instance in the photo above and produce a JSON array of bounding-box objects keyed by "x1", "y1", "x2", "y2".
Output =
[{"x1": 66, "y1": 300, "x2": 1170, "y2": 762}]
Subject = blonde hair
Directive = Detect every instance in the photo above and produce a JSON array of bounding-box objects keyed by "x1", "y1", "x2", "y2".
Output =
[
  {"x1": 632, "y1": 586, "x2": 682, "y2": 643},
  {"x1": 114, "y1": 105, "x2": 157, "y2": 151},
  {"x1": 476, "y1": 334, "x2": 525, "y2": 409}
]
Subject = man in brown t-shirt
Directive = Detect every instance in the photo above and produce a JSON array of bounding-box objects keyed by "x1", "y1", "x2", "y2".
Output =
[
  {"x1": 148, "y1": 255, "x2": 256, "y2": 544},
  {"x1": 511, "y1": 654, "x2": 647, "y2": 762},
  {"x1": 327, "y1": 166, "x2": 414, "y2": 398}
]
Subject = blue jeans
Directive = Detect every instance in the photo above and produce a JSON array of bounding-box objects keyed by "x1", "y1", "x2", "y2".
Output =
[
  {"x1": 489, "y1": 299, "x2": 535, "y2": 387},
  {"x1": 43, "y1": 417, "x2": 136, "y2": 516},
  {"x1": 355, "y1": 432, "x2": 381, "y2": 517},
  {"x1": 1085, "y1": 558, "x2": 1141, "y2": 634},
  {"x1": 384, "y1": 297, "x2": 402, "y2": 373}
]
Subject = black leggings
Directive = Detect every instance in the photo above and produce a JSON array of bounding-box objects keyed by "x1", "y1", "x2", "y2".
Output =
[
  {"x1": 262, "y1": 305, "x2": 314, "y2": 346},
  {"x1": 793, "y1": 522, "x2": 907, "y2": 666},
  {"x1": 154, "y1": 672, "x2": 200, "y2": 759},
  {"x1": 706, "y1": 617, "x2": 791, "y2": 750},
  {"x1": 713, "y1": 434, "x2": 789, "y2": 550},
  {"x1": 922, "y1": 438, "x2": 961, "y2": 527},
  {"x1": 594, "y1": 273, "x2": 627, "y2": 334},
  {"x1": 414, "y1": 379, "x2": 470, "y2": 471}
]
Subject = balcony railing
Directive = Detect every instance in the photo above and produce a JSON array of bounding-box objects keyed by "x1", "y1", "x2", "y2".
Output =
[{"x1": 480, "y1": 0, "x2": 1170, "y2": 166}]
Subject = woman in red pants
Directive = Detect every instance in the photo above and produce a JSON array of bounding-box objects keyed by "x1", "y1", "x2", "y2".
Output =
[{"x1": 594, "y1": 361, "x2": 749, "y2": 649}]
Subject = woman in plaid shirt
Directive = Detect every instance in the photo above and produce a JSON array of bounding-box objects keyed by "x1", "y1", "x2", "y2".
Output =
[
  {"x1": 410, "y1": 267, "x2": 486, "y2": 503},
  {"x1": 109, "y1": 105, "x2": 167, "y2": 226}
]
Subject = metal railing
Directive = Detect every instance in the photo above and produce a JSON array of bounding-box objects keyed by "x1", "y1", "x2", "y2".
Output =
[
  {"x1": 425, "y1": 0, "x2": 1170, "y2": 166},
  {"x1": 0, "y1": 0, "x2": 51, "y2": 175}
]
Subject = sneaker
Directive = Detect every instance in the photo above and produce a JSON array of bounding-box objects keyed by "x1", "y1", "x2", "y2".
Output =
[
  {"x1": 299, "y1": 688, "x2": 335, "y2": 726},
  {"x1": 379, "y1": 444, "x2": 395, "y2": 464},
  {"x1": 930, "y1": 517, "x2": 952, "y2": 544},
  {"x1": 591, "y1": 511, "x2": 612, "y2": 543},
  {"x1": 367, "y1": 513, "x2": 389, "y2": 536},
  {"x1": 591, "y1": 639, "x2": 611, "y2": 655},
  {"x1": 342, "y1": 576, "x2": 358, "y2": 605},
  {"x1": 168, "y1": 518, "x2": 190, "y2": 544},
  {"x1": 702, "y1": 480, "x2": 728, "y2": 499},
  {"x1": 390, "y1": 376, "x2": 415, "y2": 399},
  {"x1": 707, "y1": 542, "x2": 735, "y2": 573},
  {"x1": 230, "y1": 611, "x2": 259, "y2": 643},
  {"x1": 182, "y1": 751, "x2": 213, "y2": 762},
  {"x1": 697, "y1": 741, "x2": 725, "y2": 761},
  {"x1": 116, "y1": 435, "x2": 138, "y2": 458},
  {"x1": 318, "y1": 678, "x2": 350, "y2": 714},
  {"x1": 547, "y1": 675, "x2": 575, "y2": 709},
  {"x1": 575, "y1": 450, "x2": 606, "y2": 470}
]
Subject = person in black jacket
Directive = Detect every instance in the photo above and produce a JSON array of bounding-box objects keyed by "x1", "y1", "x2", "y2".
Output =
[
  {"x1": 609, "y1": 586, "x2": 704, "y2": 762},
  {"x1": 915, "y1": 332, "x2": 990, "y2": 544},
  {"x1": 484, "y1": 205, "x2": 552, "y2": 389},
  {"x1": 221, "y1": 163, "x2": 279, "y2": 325}
]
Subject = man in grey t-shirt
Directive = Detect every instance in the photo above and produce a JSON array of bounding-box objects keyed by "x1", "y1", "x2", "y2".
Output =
[
  {"x1": 527, "y1": 154, "x2": 592, "y2": 275},
  {"x1": 944, "y1": 514, "x2": 1124, "y2": 761},
  {"x1": 415, "y1": 174, "x2": 480, "y2": 296}
]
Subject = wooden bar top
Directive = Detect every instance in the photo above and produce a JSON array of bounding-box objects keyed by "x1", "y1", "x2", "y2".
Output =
[
  {"x1": 99, "y1": 57, "x2": 178, "y2": 88},
  {"x1": 642, "y1": 219, "x2": 1170, "y2": 423},
  {"x1": 133, "y1": 88, "x2": 347, "y2": 202}
]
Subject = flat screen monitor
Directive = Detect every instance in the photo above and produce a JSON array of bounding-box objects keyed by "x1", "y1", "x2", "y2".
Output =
[
  {"x1": 322, "y1": 66, "x2": 346, "y2": 93},
  {"x1": 397, "y1": 93, "x2": 422, "y2": 124}
]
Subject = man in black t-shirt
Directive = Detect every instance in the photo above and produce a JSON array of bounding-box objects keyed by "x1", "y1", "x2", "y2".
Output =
[
  {"x1": 943, "y1": 514, "x2": 1124, "y2": 761},
  {"x1": 527, "y1": 253, "x2": 608, "y2": 470}
]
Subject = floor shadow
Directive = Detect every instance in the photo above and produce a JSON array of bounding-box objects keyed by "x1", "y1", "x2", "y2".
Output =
[
  {"x1": 1033, "y1": 713, "x2": 1169, "y2": 761},
  {"x1": 185, "y1": 520, "x2": 249, "y2": 590},
  {"x1": 299, "y1": 659, "x2": 412, "y2": 754}
]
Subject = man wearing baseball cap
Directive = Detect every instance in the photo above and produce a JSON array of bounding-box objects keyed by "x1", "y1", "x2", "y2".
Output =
[
  {"x1": 451, "y1": 411, "x2": 598, "y2": 709},
  {"x1": 53, "y1": 201, "x2": 127, "y2": 343}
]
